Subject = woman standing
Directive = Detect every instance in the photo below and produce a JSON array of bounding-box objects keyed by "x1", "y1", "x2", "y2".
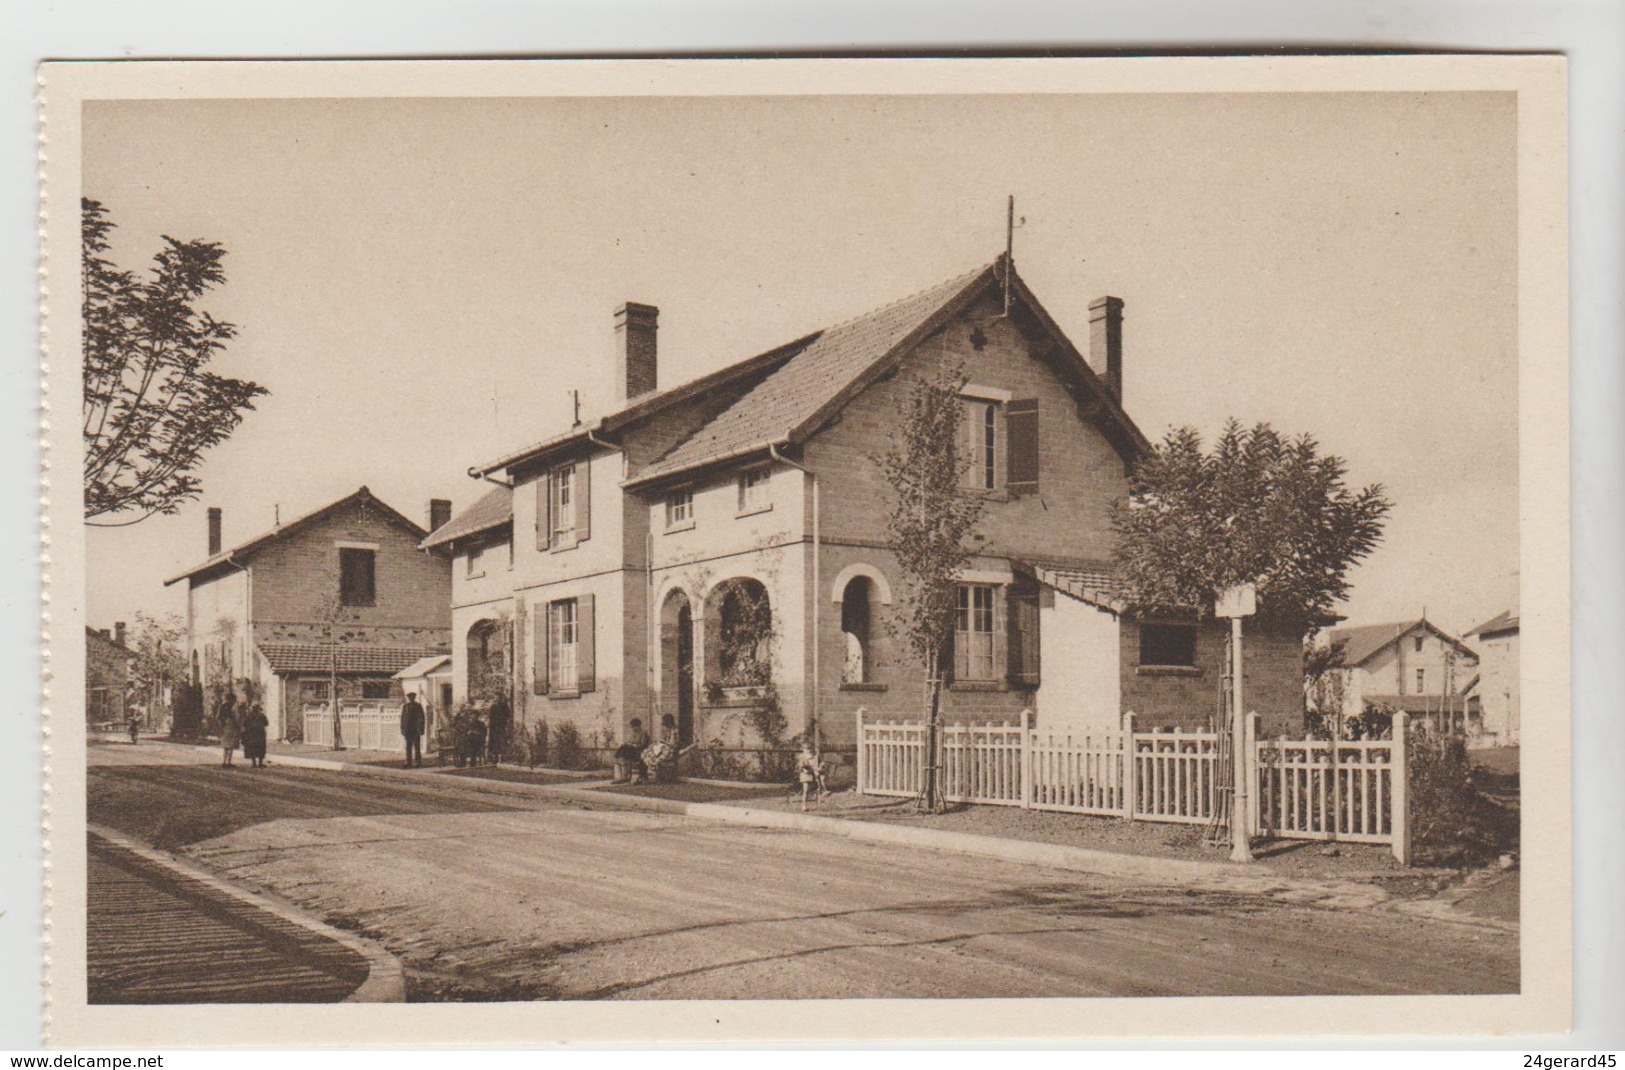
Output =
[
  {"x1": 240, "y1": 698, "x2": 269, "y2": 769},
  {"x1": 218, "y1": 689, "x2": 242, "y2": 768}
]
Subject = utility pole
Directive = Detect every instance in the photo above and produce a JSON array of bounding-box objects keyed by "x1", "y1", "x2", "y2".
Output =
[{"x1": 1216, "y1": 583, "x2": 1257, "y2": 863}]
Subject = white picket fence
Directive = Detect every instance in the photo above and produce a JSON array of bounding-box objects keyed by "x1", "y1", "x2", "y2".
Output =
[
  {"x1": 302, "y1": 700, "x2": 405, "y2": 751},
  {"x1": 856, "y1": 708, "x2": 1412, "y2": 862}
]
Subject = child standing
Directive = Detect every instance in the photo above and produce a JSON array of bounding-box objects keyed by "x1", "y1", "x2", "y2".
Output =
[{"x1": 794, "y1": 744, "x2": 825, "y2": 812}]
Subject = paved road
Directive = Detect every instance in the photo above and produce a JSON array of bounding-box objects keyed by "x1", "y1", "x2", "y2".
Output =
[
  {"x1": 87, "y1": 832, "x2": 370, "y2": 1003},
  {"x1": 88, "y1": 742, "x2": 1519, "y2": 1002}
]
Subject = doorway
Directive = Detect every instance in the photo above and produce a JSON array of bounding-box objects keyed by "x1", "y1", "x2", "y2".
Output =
[{"x1": 661, "y1": 589, "x2": 696, "y2": 749}]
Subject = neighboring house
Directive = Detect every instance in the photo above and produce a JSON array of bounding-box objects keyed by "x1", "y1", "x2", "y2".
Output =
[
  {"x1": 1466, "y1": 608, "x2": 1519, "y2": 745},
  {"x1": 164, "y1": 487, "x2": 454, "y2": 742},
  {"x1": 85, "y1": 623, "x2": 133, "y2": 726},
  {"x1": 422, "y1": 257, "x2": 1308, "y2": 765},
  {"x1": 394, "y1": 653, "x2": 454, "y2": 741},
  {"x1": 1326, "y1": 617, "x2": 1480, "y2": 735}
]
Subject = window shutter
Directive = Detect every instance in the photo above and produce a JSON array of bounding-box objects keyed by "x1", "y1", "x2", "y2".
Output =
[
  {"x1": 535, "y1": 477, "x2": 551, "y2": 551},
  {"x1": 532, "y1": 603, "x2": 549, "y2": 695},
  {"x1": 577, "y1": 594, "x2": 596, "y2": 693},
  {"x1": 575, "y1": 461, "x2": 592, "y2": 542},
  {"x1": 1008, "y1": 579, "x2": 1041, "y2": 688},
  {"x1": 1007, "y1": 399, "x2": 1039, "y2": 496}
]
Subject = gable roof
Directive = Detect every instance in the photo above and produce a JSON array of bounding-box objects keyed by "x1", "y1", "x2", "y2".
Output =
[
  {"x1": 1467, "y1": 609, "x2": 1519, "y2": 638},
  {"x1": 420, "y1": 485, "x2": 512, "y2": 551},
  {"x1": 85, "y1": 626, "x2": 134, "y2": 659},
  {"x1": 629, "y1": 258, "x2": 1151, "y2": 486},
  {"x1": 475, "y1": 256, "x2": 1151, "y2": 488},
  {"x1": 164, "y1": 486, "x2": 434, "y2": 587},
  {"x1": 393, "y1": 653, "x2": 453, "y2": 680},
  {"x1": 1325, "y1": 619, "x2": 1478, "y2": 668}
]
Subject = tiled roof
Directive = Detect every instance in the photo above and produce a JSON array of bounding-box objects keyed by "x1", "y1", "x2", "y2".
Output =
[
  {"x1": 634, "y1": 264, "x2": 995, "y2": 481},
  {"x1": 165, "y1": 487, "x2": 433, "y2": 586},
  {"x1": 1467, "y1": 610, "x2": 1519, "y2": 637},
  {"x1": 1326, "y1": 619, "x2": 1478, "y2": 667},
  {"x1": 420, "y1": 485, "x2": 512, "y2": 550},
  {"x1": 1361, "y1": 692, "x2": 1479, "y2": 714},
  {"x1": 1029, "y1": 562, "x2": 1127, "y2": 613},
  {"x1": 257, "y1": 643, "x2": 446, "y2": 676}
]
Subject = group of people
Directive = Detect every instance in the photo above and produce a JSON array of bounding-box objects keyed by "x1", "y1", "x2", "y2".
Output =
[
  {"x1": 397, "y1": 692, "x2": 511, "y2": 769},
  {"x1": 611, "y1": 714, "x2": 682, "y2": 784},
  {"x1": 213, "y1": 687, "x2": 270, "y2": 770}
]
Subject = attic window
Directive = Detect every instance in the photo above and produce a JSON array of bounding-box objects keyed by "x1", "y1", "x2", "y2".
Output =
[{"x1": 339, "y1": 547, "x2": 376, "y2": 606}]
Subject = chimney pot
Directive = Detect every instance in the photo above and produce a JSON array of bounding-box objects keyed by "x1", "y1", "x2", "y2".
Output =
[
  {"x1": 429, "y1": 498, "x2": 452, "y2": 533},
  {"x1": 207, "y1": 507, "x2": 223, "y2": 557},
  {"x1": 1088, "y1": 296, "x2": 1124, "y2": 405},
  {"x1": 614, "y1": 302, "x2": 659, "y2": 402},
  {"x1": 114, "y1": 621, "x2": 126, "y2": 647}
]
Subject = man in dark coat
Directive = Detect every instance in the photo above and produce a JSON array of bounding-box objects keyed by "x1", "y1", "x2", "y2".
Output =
[
  {"x1": 400, "y1": 692, "x2": 427, "y2": 768},
  {"x1": 486, "y1": 693, "x2": 512, "y2": 766}
]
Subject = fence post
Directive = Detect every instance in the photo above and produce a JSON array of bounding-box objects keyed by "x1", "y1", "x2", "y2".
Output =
[
  {"x1": 855, "y1": 707, "x2": 867, "y2": 795},
  {"x1": 1122, "y1": 710, "x2": 1137, "y2": 821},
  {"x1": 1246, "y1": 712, "x2": 1261, "y2": 837},
  {"x1": 1019, "y1": 707, "x2": 1033, "y2": 809},
  {"x1": 1391, "y1": 710, "x2": 1412, "y2": 865}
]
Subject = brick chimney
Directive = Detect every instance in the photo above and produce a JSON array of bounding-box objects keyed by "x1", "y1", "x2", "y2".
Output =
[
  {"x1": 613, "y1": 302, "x2": 659, "y2": 402},
  {"x1": 1088, "y1": 296, "x2": 1124, "y2": 405},
  {"x1": 207, "y1": 507, "x2": 223, "y2": 557},
  {"x1": 428, "y1": 498, "x2": 452, "y2": 533},
  {"x1": 114, "y1": 621, "x2": 126, "y2": 647}
]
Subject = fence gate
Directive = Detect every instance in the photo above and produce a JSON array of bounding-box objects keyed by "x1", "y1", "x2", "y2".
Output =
[{"x1": 302, "y1": 700, "x2": 405, "y2": 751}]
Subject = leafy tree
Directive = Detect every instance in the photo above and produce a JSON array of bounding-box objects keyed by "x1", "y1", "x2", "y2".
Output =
[
  {"x1": 82, "y1": 197, "x2": 267, "y2": 525},
  {"x1": 874, "y1": 361, "x2": 986, "y2": 810},
  {"x1": 126, "y1": 611, "x2": 188, "y2": 728},
  {"x1": 1112, "y1": 421, "x2": 1391, "y2": 631}
]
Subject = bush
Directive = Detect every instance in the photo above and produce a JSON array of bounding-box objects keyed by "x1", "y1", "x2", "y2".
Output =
[
  {"x1": 553, "y1": 721, "x2": 582, "y2": 771},
  {"x1": 523, "y1": 719, "x2": 550, "y2": 769},
  {"x1": 1407, "y1": 729, "x2": 1517, "y2": 866}
]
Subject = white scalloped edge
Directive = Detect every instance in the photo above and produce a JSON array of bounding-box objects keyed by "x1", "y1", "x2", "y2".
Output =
[{"x1": 37, "y1": 61, "x2": 53, "y2": 1048}]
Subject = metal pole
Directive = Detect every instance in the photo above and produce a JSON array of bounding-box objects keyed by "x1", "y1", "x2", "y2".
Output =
[{"x1": 1229, "y1": 615, "x2": 1254, "y2": 862}]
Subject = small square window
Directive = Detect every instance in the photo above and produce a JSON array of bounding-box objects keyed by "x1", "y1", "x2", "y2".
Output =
[
  {"x1": 465, "y1": 545, "x2": 484, "y2": 577},
  {"x1": 1414, "y1": 636, "x2": 1424, "y2": 653},
  {"x1": 738, "y1": 468, "x2": 770, "y2": 513},
  {"x1": 666, "y1": 489, "x2": 694, "y2": 527},
  {"x1": 1416, "y1": 668, "x2": 1426, "y2": 692},
  {"x1": 1139, "y1": 623, "x2": 1198, "y2": 668}
]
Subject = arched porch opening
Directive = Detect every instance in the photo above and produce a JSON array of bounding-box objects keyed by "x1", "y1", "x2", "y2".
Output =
[
  {"x1": 704, "y1": 577, "x2": 773, "y2": 692},
  {"x1": 465, "y1": 617, "x2": 511, "y2": 703},
  {"x1": 659, "y1": 588, "x2": 696, "y2": 748}
]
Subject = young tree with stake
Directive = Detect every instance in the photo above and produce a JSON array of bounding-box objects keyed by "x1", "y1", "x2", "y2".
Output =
[{"x1": 875, "y1": 362, "x2": 986, "y2": 812}]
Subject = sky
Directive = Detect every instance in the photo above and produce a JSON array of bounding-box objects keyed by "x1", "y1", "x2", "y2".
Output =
[{"x1": 81, "y1": 90, "x2": 1518, "y2": 639}]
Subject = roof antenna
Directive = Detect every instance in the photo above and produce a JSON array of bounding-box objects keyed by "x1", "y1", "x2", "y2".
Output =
[
  {"x1": 571, "y1": 389, "x2": 582, "y2": 429},
  {"x1": 274, "y1": 504, "x2": 280, "y2": 526}
]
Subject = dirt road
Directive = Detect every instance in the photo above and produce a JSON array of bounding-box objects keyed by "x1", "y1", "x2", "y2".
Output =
[{"x1": 88, "y1": 743, "x2": 1518, "y2": 1001}]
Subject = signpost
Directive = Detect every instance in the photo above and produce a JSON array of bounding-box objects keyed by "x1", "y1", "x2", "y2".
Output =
[{"x1": 1215, "y1": 583, "x2": 1257, "y2": 863}]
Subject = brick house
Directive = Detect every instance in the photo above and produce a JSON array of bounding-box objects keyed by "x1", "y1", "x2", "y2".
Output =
[
  {"x1": 85, "y1": 623, "x2": 133, "y2": 726},
  {"x1": 164, "y1": 487, "x2": 454, "y2": 742},
  {"x1": 1466, "y1": 608, "x2": 1519, "y2": 744},
  {"x1": 422, "y1": 257, "x2": 1308, "y2": 767},
  {"x1": 1326, "y1": 617, "x2": 1480, "y2": 736}
]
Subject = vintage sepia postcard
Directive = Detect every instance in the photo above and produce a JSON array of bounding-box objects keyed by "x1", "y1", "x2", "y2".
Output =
[{"x1": 39, "y1": 56, "x2": 1569, "y2": 1046}]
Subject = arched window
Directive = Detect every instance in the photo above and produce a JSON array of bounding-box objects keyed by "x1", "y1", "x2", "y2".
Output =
[{"x1": 841, "y1": 575, "x2": 874, "y2": 685}]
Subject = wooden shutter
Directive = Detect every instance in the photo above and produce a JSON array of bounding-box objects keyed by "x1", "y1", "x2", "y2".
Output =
[
  {"x1": 1008, "y1": 578, "x2": 1041, "y2": 688},
  {"x1": 535, "y1": 476, "x2": 551, "y2": 551},
  {"x1": 1006, "y1": 399, "x2": 1039, "y2": 497},
  {"x1": 532, "y1": 603, "x2": 549, "y2": 695},
  {"x1": 577, "y1": 594, "x2": 596, "y2": 692},
  {"x1": 575, "y1": 461, "x2": 591, "y2": 542}
]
